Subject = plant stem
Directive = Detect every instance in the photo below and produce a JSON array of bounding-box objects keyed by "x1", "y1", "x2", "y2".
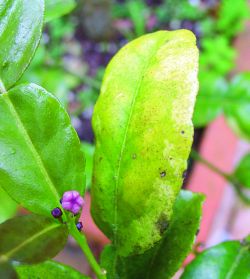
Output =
[
  {"x1": 190, "y1": 150, "x2": 231, "y2": 180},
  {"x1": 68, "y1": 220, "x2": 106, "y2": 279},
  {"x1": 190, "y1": 149, "x2": 250, "y2": 205}
]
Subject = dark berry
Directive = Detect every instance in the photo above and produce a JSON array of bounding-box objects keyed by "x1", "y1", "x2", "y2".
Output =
[
  {"x1": 51, "y1": 207, "x2": 62, "y2": 218},
  {"x1": 76, "y1": 221, "x2": 83, "y2": 231}
]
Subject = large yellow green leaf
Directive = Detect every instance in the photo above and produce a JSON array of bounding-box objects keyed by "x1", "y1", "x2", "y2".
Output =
[{"x1": 91, "y1": 30, "x2": 199, "y2": 256}]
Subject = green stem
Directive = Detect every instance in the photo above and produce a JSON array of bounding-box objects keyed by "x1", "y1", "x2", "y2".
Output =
[
  {"x1": 68, "y1": 220, "x2": 106, "y2": 279},
  {"x1": 190, "y1": 149, "x2": 250, "y2": 205},
  {"x1": 190, "y1": 150, "x2": 230, "y2": 180}
]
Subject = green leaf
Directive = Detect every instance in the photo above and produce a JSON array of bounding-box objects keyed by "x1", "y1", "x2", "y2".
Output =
[
  {"x1": 234, "y1": 153, "x2": 250, "y2": 189},
  {"x1": 0, "y1": 214, "x2": 68, "y2": 264},
  {"x1": 193, "y1": 73, "x2": 228, "y2": 127},
  {"x1": 15, "y1": 260, "x2": 90, "y2": 279},
  {"x1": 0, "y1": 83, "x2": 85, "y2": 216},
  {"x1": 0, "y1": 187, "x2": 17, "y2": 224},
  {"x1": 101, "y1": 190, "x2": 204, "y2": 279},
  {"x1": 0, "y1": 262, "x2": 18, "y2": 279},
  {"x1": 45, "y1": 0, "x2": 76, "y2": 22},
  {"x1": 81, "y1": 142, "x2": 95, "y2": 190},
  {"x1": 0, "y1": 0, "x2": 44, "y2": 91},
  {"x1": 224, "y1": 73, "x2": 250, "y2": 140},
  {"x1": 217, "y1": 0, "x2": 250, "y2": 38},
  {"x1": 91, "y1": 30, "x2": 199, "y2": 256},
  {"x1": 181, "y1": 237, "x2": 250, "y2": 279}
]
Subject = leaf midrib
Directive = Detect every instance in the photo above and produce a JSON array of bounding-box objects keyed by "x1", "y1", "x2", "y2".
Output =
[
  {"x1": 225, "y1": 244, "x2": 249, "y2": 279},
  {"x1": 112, "y1": 33, "x2": 168, "y2": 260},
  {"x1": 4, "y1": 223, "x2": 59, "y2": 259},
  {"x1": 3, "y1": 93, "x2": 61, "y2": 202}
]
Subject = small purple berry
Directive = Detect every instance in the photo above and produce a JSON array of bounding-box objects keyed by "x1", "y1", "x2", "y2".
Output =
[
  {"x1": 61, "y1": 190, "x2": 84, "y2": 214},
  {"x1": 76, "y1": 221, "x2": 83, "y2": 231},
  {"x1": 51, "y1": 207, "x2": 62, "y2": 218}
]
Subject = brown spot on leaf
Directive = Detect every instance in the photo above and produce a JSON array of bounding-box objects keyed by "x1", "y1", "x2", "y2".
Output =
[{"x1": 156, "y1": 214, "x2": 169, "y2": 235}]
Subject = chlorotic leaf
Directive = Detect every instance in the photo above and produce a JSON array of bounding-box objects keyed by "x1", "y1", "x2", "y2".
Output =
[
  {"x1": 0, "y1": 262, "x2": 18, "y2": 279},
  {"x1": 0, "y1": 214, "x2": 68, "y2": 264},
  {"x1": 0, "y1": 83, "x2": 85, "y2": 216},
  {"x1": 181, "y1": 237, "x2": 250, "y2": 279},
  {"x1": 0, "y1": 187, "x2": 17, "y2": 224},
  {"x1": 0, "y1": 0, "x2": 44, "y2": 91},
  {"x1": 15, "y1": 260, "x2": 90, "y2": 279},
  {"x1": 44, "y1": 0, "x2": 76, "y2": 22},
  {"x1": 101, "y1": 190, "x2": 204, "y2": 279},
  {"x1": 234, "y1": 153, "x2": 250, "y2": 189},
  {"x1": 91, "y1": 30, "x2": 199, "y2": 256}
]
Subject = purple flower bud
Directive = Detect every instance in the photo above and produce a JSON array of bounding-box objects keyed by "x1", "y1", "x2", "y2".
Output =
[
  {"x1": 61, "y1": 190, "x2": 84, "y2": 214},
  {"x1": 51, "y1": 207, "x2": 62, "y2": 218},
  {"x1": 76, "y1": 221, "x2": 83, "y2": 231}
]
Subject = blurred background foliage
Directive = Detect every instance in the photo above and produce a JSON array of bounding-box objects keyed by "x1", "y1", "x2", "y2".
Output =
[{"x1": 2, "y1": 0, "x2": 250, "y2": 223}]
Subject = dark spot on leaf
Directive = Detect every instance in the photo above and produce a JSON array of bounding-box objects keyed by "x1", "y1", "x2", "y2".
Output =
[
  {"x1": 160, "y1": 171, "x2": 166, "y2": 177},
  {"x1": 156, "y1": 214, "x2": 169, "y2": 235},
  {"x1": 132, "y1": 153, "x2": 137, "y2": 159},
  {"x1": 169, "y1": 157, "x2": 173, "y2": 160},
  {"x1": 99, "y1": 157, "x2": 103, "y2": 162},
  {"x1": 181, "y1": 130, "x2": 185, "y2": 134}
]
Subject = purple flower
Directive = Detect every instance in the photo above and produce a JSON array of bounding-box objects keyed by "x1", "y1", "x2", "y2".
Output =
[
  {"x1": 51, "y1": 207, "x2": 62, "y2": 218},
  {"x1": 61, "y1": 190, "x2": 84, "y2": 215},
  {"x1": 76, "y1": 221, "x2": 83, "y2": 231}
]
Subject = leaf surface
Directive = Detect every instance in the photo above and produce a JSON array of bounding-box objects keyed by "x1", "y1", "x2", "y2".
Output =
[
  {"x1": 0, "y1": 0, "x2": 44, "y2": 91},
  {"x1": 224, "y1": 73, "x2": 250, "y2": 140},
  {"x1": 234, "y1": 153, "x2": 250, "y2": 189},
  {"x1": 45, "y1": 0, "x2": 76, "y2": 22},
  {"x1": 101, "y1": 190, "x2": 204, "y2": 279},
  {"x1": 0, "y1": 83, "x2": 85, "y2": 216},
  {"x1": 193, "y1": 73, "x2": 228, "y2": 127},
  {"x1": 0, "y1": 214, "x2": 68, "y2": 264},
  {"x1": 15, "y1": 260, "x2": 90, "y2": 279},
  {"x1": 0, "y1": 187, "x2": 17, "y2": 224},
  {"x1": 181, "y1": 237, "x2": 250, "y2": 279},
  {"x1": 91, "y1": 30, "x2": 199, "y2": 256}
]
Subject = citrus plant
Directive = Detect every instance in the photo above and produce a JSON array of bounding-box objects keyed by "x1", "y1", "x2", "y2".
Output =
[{"x1": 0, "y1": 1, "x2": 249, "y2": 279}]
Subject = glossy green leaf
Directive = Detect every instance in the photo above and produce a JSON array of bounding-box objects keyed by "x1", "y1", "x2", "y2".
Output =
[
  {"x1": 224, "y1": 73, "x2": 250, "y2": 140},
  {"x1": 193, "y1": 72, "x2": 228, "y2": 127},
  {"x1": 81, "y1": 142, "x2": 95, "y2": 190},
  {"x1": 0, "y1": 214, "x2": 68, "y2": 264},
  {"x1": 101, "y1": 190, "x2": 204, "y2": 279},
  {"x1": 0, "y1": 262, "x2": 18, "y2": 279},
  {"x1": 15, "y1": 260, "x2": 90, "y2": 279},
  {"x1": 0, "y1": 83, "x2": 85, "y2": 216},
  {"x1": 234, "y1": 153, "x2": 250, "y2": 189},
  {"x1": 91, "y1": 30, "x2": 199, "y2": 256},
  {"x1": 45, "y1": 0, "x2": 76, "y2": 22},
  {"x1": 181, "y1": 237, "x2": 250, "y2": 279},
  {"x1": 0, "y1": 0, "x2": 44, "y2": 91},
  {"x1": 0, "y1": 187, "x2": 17, "y2": 224}
]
